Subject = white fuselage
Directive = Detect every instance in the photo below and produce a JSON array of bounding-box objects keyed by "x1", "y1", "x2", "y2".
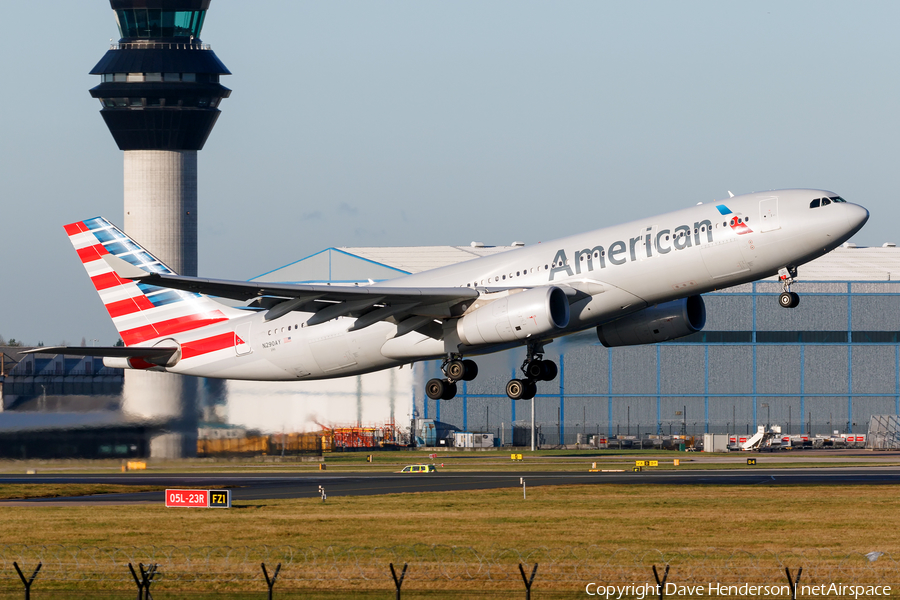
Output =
[{"x1": 164, "y1": 189, "x2": 868, "y2": 381}]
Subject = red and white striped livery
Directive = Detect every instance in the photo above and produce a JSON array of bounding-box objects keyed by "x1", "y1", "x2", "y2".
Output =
[{"x1": 65, "y1": 217, "x2": 246, "y2": 371}]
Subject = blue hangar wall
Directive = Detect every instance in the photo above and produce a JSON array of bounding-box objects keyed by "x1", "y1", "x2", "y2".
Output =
[
  {"x1": 414, "y1": 279, "x2": 900, "y2": 443},
  {"x1": 255, "y1": 244, "x2": 900, "y2": 442}
]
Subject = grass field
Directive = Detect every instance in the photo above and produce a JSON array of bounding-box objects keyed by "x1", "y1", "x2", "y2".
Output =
[
  {"x1": 0, "y1": 483, "x2": 895, "y2": 551},
  {"x1": 0, "y1": 483, "x2": 898, "y2": 597},
  {"x1": 1, "y1": 451, "x2": 898, "y2": 596}
]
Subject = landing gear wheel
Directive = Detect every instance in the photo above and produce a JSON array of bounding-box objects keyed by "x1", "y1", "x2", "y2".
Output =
[
  {"x1": 540, "y1": 360, "x2": 558, "y2": 382},
  {"x1": 446, "y1": 359, "x2": 478, "y2": 381},
  {"x1": 426, "y1": 378, "x2": 445, "y2": 400},
  {"x1": 426, "y1": 378, "x2": 457, "y2": 400},
  {"x1": 524, "y1": 360, "x2": 545, "y2": 380},
  {"x1": 779, "y1": 291, "x2": 800, "y2": 309},
  {"x1": 506, "y1": 379, "x2": 527, "y2": 400},
  {"x1": 446, "y1": 360, "x2": 466, "y2": 380},
  {"x1": 779, "y1": 292, "x2": 792, "y2": 308},
  {"x1": 523, "y1": 380, "x2": 537, "y2": 400},
  {"x1": 441, "y1": 380, "x2": 458, "y2": 400},
  {"x1": 461, "y1": 359, "x2": 478, "y2": 381},
  {"x1": 524, "y1": 359, "x2": 558, "y2": 381}
]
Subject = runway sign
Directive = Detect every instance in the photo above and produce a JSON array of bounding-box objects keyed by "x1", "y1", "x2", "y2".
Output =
[
  {"x1": 209, "y1": 490, "x2": 232, "y2": 508},
  {"x1": 166, "y1": 489, "x2": 231, "y2": 508}
]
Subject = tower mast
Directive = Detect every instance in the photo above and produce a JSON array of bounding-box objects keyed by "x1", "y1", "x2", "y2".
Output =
[{"x1": 89, "y1": 0, "x2": 231, "y2": 458}]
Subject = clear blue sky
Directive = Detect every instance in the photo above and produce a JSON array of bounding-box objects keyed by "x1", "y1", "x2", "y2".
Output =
[{"x1": 1, "y1": 1, "x2": 897, "y2": 346}]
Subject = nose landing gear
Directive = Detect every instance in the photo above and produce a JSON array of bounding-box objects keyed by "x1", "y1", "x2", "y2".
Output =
[
  {"x1": 506, "y1": 342, "x2": 558, "y2": 400},
  {"x1": 425, "y1": 355, "x2": 478, "y2": 400},
  {"x1": 778, "y1": 266, "x2": 800, "y2": 309}
]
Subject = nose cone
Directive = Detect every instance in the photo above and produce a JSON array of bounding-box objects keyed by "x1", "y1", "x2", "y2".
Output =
[{"x1": 846, "y1": 203, "x2": 869, "y2": 236}]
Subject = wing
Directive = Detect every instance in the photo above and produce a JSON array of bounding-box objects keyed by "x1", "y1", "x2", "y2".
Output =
[{"x1": 102, "y1": 254, "x2": 478, "y2": 331}]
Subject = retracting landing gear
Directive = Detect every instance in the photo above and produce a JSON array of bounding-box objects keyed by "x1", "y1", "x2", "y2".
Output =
[
  {"x1": 506, "y1": 342, "x2": 558, "y2": 400},
  {"x1": 425, "y1": 355, "x2": 478, "y2": 401},
  {"x1": 778, "y1": 266, "x2": 800, "y2": 309}
]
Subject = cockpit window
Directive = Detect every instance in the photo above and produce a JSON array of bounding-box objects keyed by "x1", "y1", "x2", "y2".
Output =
[
  {"x1": 821, "y1": 198, "x2": 831, "y2": 206},
  {"x1": 810, "y1": 198, "x2": 821, "y2": 208},
  {"x1": 830, "y1": 196, "x2": 847, "y2": 203}
]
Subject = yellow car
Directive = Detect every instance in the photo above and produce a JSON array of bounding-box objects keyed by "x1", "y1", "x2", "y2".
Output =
[{"x1": 398, "y1": 464, "x2": 437, "y2": 473}]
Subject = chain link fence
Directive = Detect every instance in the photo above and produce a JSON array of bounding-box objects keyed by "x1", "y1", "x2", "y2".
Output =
[{"x1": 0, "y1": 545, "x2": 897, "y2": 594}]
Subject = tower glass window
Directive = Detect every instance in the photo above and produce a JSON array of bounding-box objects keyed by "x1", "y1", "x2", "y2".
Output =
[{"x1": 115, "y1": 10, "x2": 206, "y2": 39}]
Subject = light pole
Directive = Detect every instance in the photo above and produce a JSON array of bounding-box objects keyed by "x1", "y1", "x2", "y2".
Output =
[
  {"x1": 531, "y1": 396, "x2": 535, "y2": 451},
  {"x1": 761, "y1": 403, "x2": 770, "y2": 429}
]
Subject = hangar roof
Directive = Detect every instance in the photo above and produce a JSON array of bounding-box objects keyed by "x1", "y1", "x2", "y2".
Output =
[
  {"x1": 253, "y1": 243, "x2": 900, "y2": 284},
  {"x1": 252, "y1": 244, "x2": 517, "y2": 283},
  {"x1": 797, "y1": 245, "x2": 900, "y2": 281}
]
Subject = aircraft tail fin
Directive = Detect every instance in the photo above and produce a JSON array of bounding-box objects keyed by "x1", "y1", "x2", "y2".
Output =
[{"x1": 65, "y1": 217, "x2": 244, "y2": 346}]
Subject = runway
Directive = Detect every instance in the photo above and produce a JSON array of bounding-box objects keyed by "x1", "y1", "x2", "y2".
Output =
[{"x1": 2, "y1": 466, "x2": 900, "y2": 505}]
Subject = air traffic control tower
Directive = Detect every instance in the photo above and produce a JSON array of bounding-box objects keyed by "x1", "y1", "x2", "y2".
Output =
[{"x1": 89, "y1": 0, "x2": 231, "y2": 457}]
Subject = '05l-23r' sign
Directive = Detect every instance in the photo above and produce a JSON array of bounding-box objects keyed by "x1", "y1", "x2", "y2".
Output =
[{"x1": 165, "y1": 489, "x2": 231, "y2": 508}]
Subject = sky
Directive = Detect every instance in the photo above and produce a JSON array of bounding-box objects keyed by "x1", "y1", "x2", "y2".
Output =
[{"x1": 1, "y1": 1, "x2": 898, "y2": 346}]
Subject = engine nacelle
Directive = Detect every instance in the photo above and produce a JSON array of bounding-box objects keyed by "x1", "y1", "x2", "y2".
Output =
[
  {"x1": 596, "y1": 295, "x2": 706, "y2": 348},
  {"x1": 457, "y1": 287, "x2": 570, "y2": 346}
]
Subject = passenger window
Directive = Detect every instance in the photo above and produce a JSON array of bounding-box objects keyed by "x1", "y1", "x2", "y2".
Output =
[{"x1": 821, "y1": 198, "x2": 831, "y2": 206}]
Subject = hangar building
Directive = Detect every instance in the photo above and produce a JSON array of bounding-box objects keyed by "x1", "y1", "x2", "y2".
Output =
[
  {"x1": 240, "y1": 241, "x2": 900, "y2": 444},
  {"x1": 4, "y1": 241, "x2": 900, "y2": 452}
]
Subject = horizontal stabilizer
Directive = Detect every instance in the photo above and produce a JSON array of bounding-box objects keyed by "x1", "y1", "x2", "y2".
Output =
[
  {"x1": 101, "y1": 254, "x2": 151, "y2": 280},
  {"x1": 20, "y1": 346, "x2": 179, "y2": 361}
]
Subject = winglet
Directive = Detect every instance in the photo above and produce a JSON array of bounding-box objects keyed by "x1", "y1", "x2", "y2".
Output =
[{"x1": 102, "y1": 254, "x2": 151, "y2": 280}]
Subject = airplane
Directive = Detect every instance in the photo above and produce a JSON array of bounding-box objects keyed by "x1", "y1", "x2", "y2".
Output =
[{"x1": 25, "y1": 189, "x2": 868, "y2": 401}]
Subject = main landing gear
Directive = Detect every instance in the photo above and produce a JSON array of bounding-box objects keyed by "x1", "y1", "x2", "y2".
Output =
[
  {"x1": 506, "y1": 343, "x2": 558, "y2": 400},
  {"x1": 425, "y1": 356, "x2": 478, "y2": 400},
  {"x1": 778, "y1": 266, "x2": 800, "y2": 309}
]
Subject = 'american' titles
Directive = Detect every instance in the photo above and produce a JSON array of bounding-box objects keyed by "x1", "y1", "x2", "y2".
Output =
[{"x1": 549, "y1": 218, "x2": 715, "y2": 281}]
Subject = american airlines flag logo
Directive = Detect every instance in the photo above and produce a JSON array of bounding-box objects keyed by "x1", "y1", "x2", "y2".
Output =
[{"x1": 716, "y1": 204, "x2": 753, "y2": 235}]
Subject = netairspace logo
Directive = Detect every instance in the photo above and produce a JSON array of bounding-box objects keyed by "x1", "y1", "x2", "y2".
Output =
[{"x1": 584, "y1": 582, "x2": 892, "y2": 598}]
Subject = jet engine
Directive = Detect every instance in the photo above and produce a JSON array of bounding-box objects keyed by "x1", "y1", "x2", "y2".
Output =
[
  {"x1": 457, "y1": 287, "x2": 570, "y2": 346},
  {"x1": 596, "y1": 295, "x2": 706, "y2": 348}
]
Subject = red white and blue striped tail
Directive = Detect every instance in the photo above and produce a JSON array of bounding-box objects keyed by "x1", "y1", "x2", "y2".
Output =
[{"x1": 65, "y1": 217, "x2": 243, "y2": 347}]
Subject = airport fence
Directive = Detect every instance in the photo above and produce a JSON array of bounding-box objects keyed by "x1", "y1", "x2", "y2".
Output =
[{"x1": 0, "y1": 545, "x2": 897, "y2": 595}]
